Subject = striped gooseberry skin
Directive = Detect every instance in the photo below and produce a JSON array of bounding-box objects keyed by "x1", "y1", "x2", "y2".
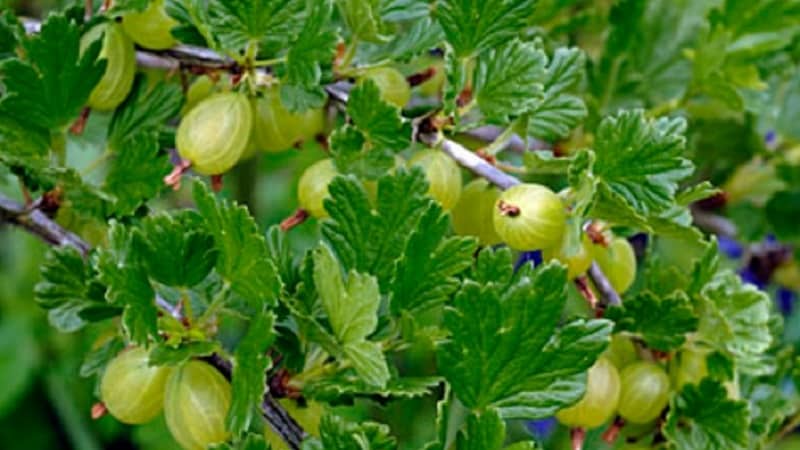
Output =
[
  {"x1": 253, "y1": 87, "x2": 325, "y2": 153},
  {"x1": 556, "y1": 357, "x2": 621, "y2": 428},
  {"x1": 100, "y1": 347, "x2": 171, "y2": 424},
  {"x1": 298, "y1": 158, "x2": 338, "y2": 218},
  {"x1": 81, "y1": 22, "x2": 136, "y2": 111},
  {"x1": 594, "y1": 237, "x2": 637, "y2": 294},
  {"x1": 409, "y1": 149, "x2": 462, "y2": 211},
  {"x1": 618, "y1": 361, "x2": 671, "y2": 424},
  {"x1": 492, "y1": 183, "x2": 566, "y2": 251},
  {"x1": 164, "y1": 360, "x2": 231, "y2": 450},
  {"x1": 670, "y1": 346, "x2": 709, "y2": 389},
  {"x1": 121, "y1": 0, "x2": 178, "y2": 50},
  {"x1": 451, "y1": 178, "x2": 502, "y2": 246},
  {"x1": 176, "y1": 92, "x2": 253, "y2": 175}
]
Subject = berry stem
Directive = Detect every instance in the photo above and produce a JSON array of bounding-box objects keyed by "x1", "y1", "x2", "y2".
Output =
[
  {"x1": 601, "y1": 417, "x2": 625, "y2": 444},
  {"x1": 70, "y1": 107, "x2": 91, "y2": 135},
  {"x1": 164, "y1": 159, "x2": 192, "y2": 190},
  {"x1": 574, "y1": 276, "x2": 599, "y2": 310},
  {"x1": 571, "y1": 427, "x2": 586, "y2": 450},
  {"x1": 280, "y1": 209, "x2": 310, "y2": 231},
  {"x1": 90, "y1": 402, "x2": 106, "y2": 420}
]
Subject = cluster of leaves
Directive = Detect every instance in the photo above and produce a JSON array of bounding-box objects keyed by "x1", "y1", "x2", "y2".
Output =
[{"x1": 2, "y1": 0, "x2": 800, "y2": 450}]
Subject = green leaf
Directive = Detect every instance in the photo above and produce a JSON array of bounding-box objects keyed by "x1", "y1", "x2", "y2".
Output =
[
  {"x1": 282, "y1": 0, "x2": 336, "y2": 112},
  {"x1": 0, "y1": 12, "x2": 105, "y2": 130},
  {"x1": 79, "y1": 335, "x2": 124, "y2": 378},
  {"x1": 524, "y1": 48, "x2": 587, "y2": 140},
  {"x1": 664, "y1": 379, "x2": 749, "y2": 450},
  {"x1": 95, "y1": 222, "x2": 159, "y2": 344},
  {"x1": 35, "y1": 246, "x2": 117, "y2": 332},
  {"x1": 473, "y1": 40, "x2": 546, "y2": 123},
  {"x1": 216, "y1": 433, "x2": 271, "y2": 450},
  {"x1": 697, "y1": 270, "x2": 773, "y2": 375},
  {"x1": 148, "y1": 341, "x2": 220, "y2": 366},
  {"x1": 605, "y1": 291, "x2": 698, "y2": 351},
  {"x1": 435, "y1": 0, "x2": 535, "y2": 57},
  {"x1": 456, "y1": 409, "x2": 504, "y2": 450},
  {"x1": 193, "y1": 181, "x2": 282, "y2": 310},
  {"x1": 347, "y1": 79, "x2": 412, "y2": 150},
  {"x1": 315, "y1": 414, "x2": 397, "y2": 450},
  {"x1": 0, "y1": 11, "x2": 22, "y2": 61},
  {"x1": 312, "y1": 245, "x2": 389, "y2": 387},
  {"x1": 522, "y1": 150, "x2": 573, "y2": 175},
  {"x1": 104, "y1": 133, "x2": 172, "y2": 216},
  {"x1": 336, "y1": 0, "x2": 391, "y2": 44},
  {"x1": 207, "y1": 0, "x2": 304, "y2": 53},
  {"x1": 321, "y1": 168, "x2": 431, "y2": 288},
  {"x1": 438, "y1": 255, "x2": 613, "y2": 418},
  {"x1": 359, "y1": 17, "x2": 444, "y2": 63},
  {"x1": 227, "y1": 312, "x2": 276, "y2": 436},
  {"x1": 0, "y1": 113, "x2": 50, "y2": 172},
  {"x1": 107, "y1": 76, "x2": 183, "y2": 151},
  {"x1": 304, "y1": 375, "x2": 440, "y2": 402},
  {"x1": 389, "y1": 204, "x2": 476, "y2": 314},
  {"x1": 132, "y1": 211, "x2": 217, "y2": 287}
]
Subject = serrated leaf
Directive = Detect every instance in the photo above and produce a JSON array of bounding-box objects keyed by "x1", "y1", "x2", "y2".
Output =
[
  {"x1": 473, "y1": 40, "x2": 546, "y2": 123},
  {"x1": 321, "y1": 168, "x2": 431, "y2": 288},
  {"x1": 605, "y1": 291, "x2": 698, "y2": 351},
  {"x1": 227, "y1": 312, "x2": 276, "y2": 436},
  {"x1": 132, "y1": 211, "x2": 217, "y2": 287},
  {"x1": 148, "y1": 341, "x2": 220, "y2": 366},
  {"x1": 438, "y1": 255, "x2": 613, "y2": 418},
  {"x1": 336, "y1": 0, "x2": 391, "y2": 44},
  {"x1": 748, "y1": 383, "x2": 798, "y2": 444},
  {"x1": 315, "y1": 414, "x2": 397, "y2": 450},
  {"x1": 79, "y1": 335, "x2": 124, "y2": 378},
  {"x1": 664, "y1": 379, "x2": 749, "y2": 450},
  {"x1": 312, "y1": 245, "x2": 389, "y2": 387},
  {"x1": 697, "y1": 270, "x2": 772, "y2": 375},
  {"x1": 590, "y1": 110, "x2": 693, "y2": 216},
  {"x1": 282, "y1": 0, "x2": 336, "y2": 111},
  {"x1": 0, "y1": 12, "x2": 105, "y2": 130},
  {"x1": 0, "y1": 11, "x2": 22, "y2": 61},
  {"x1": 207, "y1": 0, "x2": 304, "y2": 53},
  {"x1": 455, "y1": 409, "x2": 505, "y2": 450},
  {"x1": 35, "y1": 246, "x2": 117, "y2": 332},
  {"x1": 193, "y1": 181, "x2": 282, "y2": 310},
  {"x1": 347, "y1": 79, "x2": 412, "y2": 151},
  {"x1": 107, "y1": 76, "x2": 183, "y2": 150},
  {"x1": 304, "y1": 375, "x2": 440, "y2": 402},
  {"x1": 104, "y1": 133, "x2": 172, "y2": 216},
  {"x1": 435, "y1": 0, "x2": 535, "y2": 57},
  {"x1": 359, "y1": 17, "x2": 444, "y2": 63},
  {"x1": 95, "y1": 222, "x2": 159, "y2": 344},
  {"x1": 0, "y1": 113, "x2": 50, "y2": 171},
  {"x1": 526, "y1": 93, "x2": 586, "y2": 141},
  {"x1": 389, "y1": 204, "x2": 476, "y2": 314}
]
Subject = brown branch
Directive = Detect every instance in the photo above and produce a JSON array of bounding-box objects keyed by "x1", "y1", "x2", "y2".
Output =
[
  {"x1": 588, "y1": 262, "x2": 622, "y2": 306},
  {"x1": 0, "y1": 193, "x2": 305, "y2": 448}
]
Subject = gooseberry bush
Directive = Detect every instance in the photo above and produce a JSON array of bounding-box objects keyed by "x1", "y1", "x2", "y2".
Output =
[{"x1": 1, "y1": 1, "x2": 799, "y2": 450}]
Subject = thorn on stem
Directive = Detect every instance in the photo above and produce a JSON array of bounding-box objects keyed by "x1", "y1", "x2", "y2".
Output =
[
  {"x1": 497, "y1": 200, "x2": 520, "y2": 217},
  {"x1": 571, "y1": 427, "x2": 586, "y2": 450},
  {"x1": 456, "y1": 86, "x2": 473, "y2": 107},
  {"x1": 475, "y1": 149, "x2": 497, "y2": 165},
  {"x1": 164, "y1": 159, "x2": 192, "y2": 190},
  {"x1": 69, "y1": 108, "x2": 91, "y2": 135},
  {"x1": 91, "y1": 402, "x2": 107, "y2": 420},
  {"x1": 280, "y1": 209, "x2": 309, "y2": 231}
]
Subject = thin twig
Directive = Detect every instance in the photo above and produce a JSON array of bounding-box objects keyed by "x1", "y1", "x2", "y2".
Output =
[{"x1": 588, "y1": 262, "x2": 622, "y2": 306}]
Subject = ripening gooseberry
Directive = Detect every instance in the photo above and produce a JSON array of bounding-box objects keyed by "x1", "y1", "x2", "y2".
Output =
[
  {"x1": 360, "y1": 67, "x2": 411, "y2": 108},
  {"x1": 617, "y1": 361, "x2": 671, "y2": 424},
  {"x1": 176, "y1": 92, "x2": 252, "y2": 175},
  {"x1": 100, "y1": 347, "x2": 171, "y2": 424},
  {"x1": 492, "y1": 183, "x2": 566, "y2": 251},
  {"x1": 81, "y1": 22, "x2": 136, "y2": 111},
  {"x1": 164, "y1": 360, "x2": 231, "y2": 450},
  {"x1": 253, "y1": 87, "x2": 325, "y2": 153},
  {"x1": 593, "y1": 237, "x2": 637, "y2": 294},
  {"x1": 451, "y1": 178, "x2": 502, "y2": 246},
  {"x1": 556, "y1": 357, "x2": 621, "y2": 428},
  {"x1": 542, "y1": 232, "x2": 594, "y2": 279},
  {"x1": 121, "y1": 0, "x2": 178, "y2": 50},
  {"x1": 408, "y1": 149, "x2": 462, "y2": 210},
  {"x1": 298, "y1": 158, "x2": 338, "y2": 218}
]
